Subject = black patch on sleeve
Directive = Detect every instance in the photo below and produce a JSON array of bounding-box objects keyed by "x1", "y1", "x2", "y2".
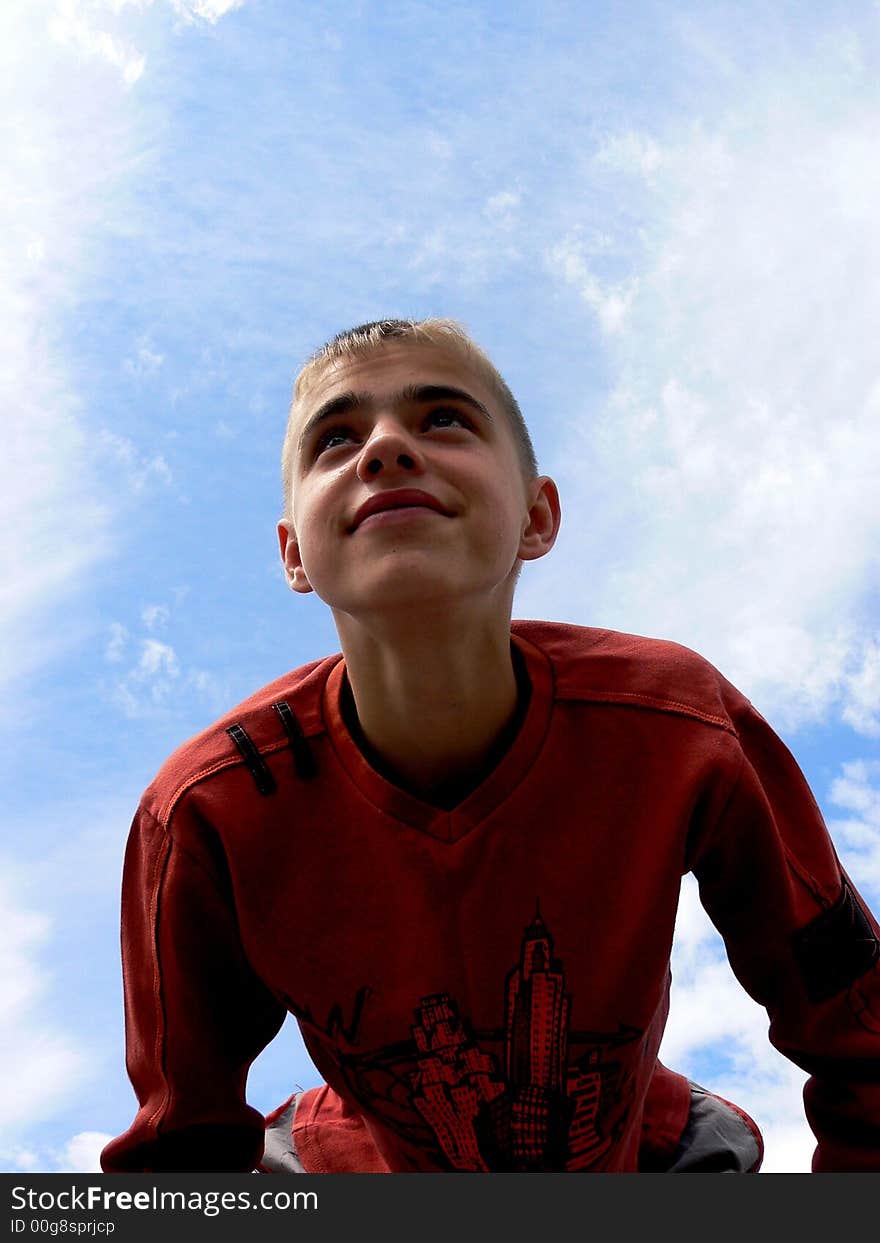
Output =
[{"x1": 792, "y1": 879, "x2": 880, "y2": 1003}]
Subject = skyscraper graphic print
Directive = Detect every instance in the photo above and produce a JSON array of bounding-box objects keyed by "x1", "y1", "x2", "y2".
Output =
[
  {"x1": 407, "y1": 903, "x2": 626, "y2": 1170},
  {"x1": 282, "y1": 903, "x2": 642, "y2": 1170}
]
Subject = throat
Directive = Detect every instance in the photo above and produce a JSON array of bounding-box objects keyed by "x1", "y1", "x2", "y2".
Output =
[{"x1": 340, "y1": 645, "x2": 532, "y2": 810}]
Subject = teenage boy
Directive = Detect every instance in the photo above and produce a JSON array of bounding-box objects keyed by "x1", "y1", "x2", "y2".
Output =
[{"x1": 102, "y1": 319, "x2": 880, "y2": 1175}]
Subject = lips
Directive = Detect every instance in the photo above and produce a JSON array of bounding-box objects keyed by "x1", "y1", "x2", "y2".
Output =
[{"x1": 350, "y1": 488, "x2": 453, "y2": 531}]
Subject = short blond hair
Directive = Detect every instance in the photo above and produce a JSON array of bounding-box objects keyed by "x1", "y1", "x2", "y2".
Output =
[{"x1": 280, "y1": 318, "x2": 538, "y2": 516}]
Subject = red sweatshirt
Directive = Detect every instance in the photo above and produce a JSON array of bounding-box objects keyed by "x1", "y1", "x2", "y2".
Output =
[{"x1": 101, "y1": 622, "x2": 880, "y2": 1173}]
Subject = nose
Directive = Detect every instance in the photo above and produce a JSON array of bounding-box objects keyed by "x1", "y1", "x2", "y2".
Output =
[{"x1": 355, "y1": 416, "x2": 424, "y2": 481}]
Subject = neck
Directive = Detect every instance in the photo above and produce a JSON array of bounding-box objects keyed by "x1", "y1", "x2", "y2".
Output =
[{"x1": 333, "y1": 604, "x2": 527, "y2": 808}]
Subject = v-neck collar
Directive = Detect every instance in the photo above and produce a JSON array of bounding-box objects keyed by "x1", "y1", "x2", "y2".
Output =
[{"x1": 321, "y1": 631, "x2": 555, "y2": 844}]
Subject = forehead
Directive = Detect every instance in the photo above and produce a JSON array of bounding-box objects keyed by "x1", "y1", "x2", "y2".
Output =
[{"x1": 294, "y1": 342, "x2": 500, "y2": 429}]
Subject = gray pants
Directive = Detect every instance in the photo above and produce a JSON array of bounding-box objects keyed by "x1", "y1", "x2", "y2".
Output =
[{"x1": 661, "y1": 1082, "x2": 763, "y2": 1173}]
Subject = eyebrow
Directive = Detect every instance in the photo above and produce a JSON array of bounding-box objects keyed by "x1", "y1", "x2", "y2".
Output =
[{"x1": 297, "y1": 383, "x2": 493, "y2": 452}]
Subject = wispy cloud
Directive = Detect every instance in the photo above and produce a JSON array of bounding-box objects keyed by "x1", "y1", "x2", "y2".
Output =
[
  {"x1": 46, "y1": 0, "x2": 248, "y2": 88},
  {"x1": 0, "y1": 0, "x2": 251, "y2": 707},
  {"x1": 548, "y1": 235, "x2": 639, "y2": 335},
  {"x1": 105, "y1": 602, "x2": 230, "y2": 718},
  {"x1": 111, "y1": 636, "x2": 179, "y2": 715},
  {"x1": 483, "y1": 190, "x2": 521, "y2": 231},
  {"x1": 530, "y1": 45, "x2": 880, "y2": 734},
  {"x1": 0, "y1": 2, "x2": 134, "y2": 702},
  {"x1": 169, "y1": 0, "x2": 247, "y2": 24},
  {"x1": 124, "y1": 335, "x2": 165, "y2": 378},
  {"x1": 0, "y1": 872, "x2": 89, "y2": 1133},
  {"x1": 141, "y1": 603, "x2": 170, "y2": 630},
  {"x1": 48, "y1": 0, "x2": 146, "y2": 86},
  {"x1": 55, "y1": 1131, "x2": 114, "y2": 1173},
  {"x1": 104, "y1": 622, "x2": 129, "y2": 664},
  {"x1": 841, "y1": 642, "x2": 880, "y2": 739},
  {"x1": 2, "y1": 1131, "x2": 113, "y2": 1174},
  {"x1": 95, "y1": 429, "x2": 173, "y2": 493},
  {"x1": 829, "y1": 759, "x2": 880, "y2": 898}
]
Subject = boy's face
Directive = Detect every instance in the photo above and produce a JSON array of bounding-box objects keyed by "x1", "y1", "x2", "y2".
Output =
[{"x1": 278, "y1": 342, "x2": 558, "y2": 619}]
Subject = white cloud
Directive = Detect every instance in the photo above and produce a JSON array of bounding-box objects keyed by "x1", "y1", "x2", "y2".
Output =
[
  {"x1": 663, "y1": 877, "x2": 770, "y2": 1067},
  {"x1": 663, "y1": 875, "x2": 814, "y2": 1172},
  {"x1": 95, "y1": 429, "x2": 173, "y2": 492},
  {"x1": 828, "y1": 759, "x2": 880, "y2": 901},
  {"x1": 5, "y1": 1147, "x2": 41, "y2": 1172},
  {"x1": 108, "y1": 620, "x2": 230, "y2": 717},
  {"x1": 105, "y1": 622, "x2": 129, "y2": 662},
  {"x1": 47, "y1": 0, "x2": 247, "y2": 80},
  {"x1": 1, "y1": 1132, "x2": 115, "y2": 1173},
  {"x1": 536, "y1": 72, "x2": 880, "y2": 733},
  {"x1": 594, "y1": 130, "x2": 663, "y2": 179},
  {"x1": 141, "y1": 602, "x2": 170, "y2": 630},
  {"x1": 0, "y1": 1, "x2": 136, "y2": 703},
  {"x1": 548, "y1": 235, "x2": 638, "y2": 334},
  {"x1": 169, "y1": 0, "x2": 247, "y2": 24},
  {"x1": 139, "y1": 637, "x2": 178, "y2": 677},
  {"x1": 112, "y1": 637, "x2": 180, "y2": 714},
  {"x1": 0, "y1": 0, "x2": 245, "y2": 702},
  {"x1": 48, "y1": 0, "x2": 146, "y2": 86},
  {"x1": 484, "y1": 190, "x2": 521, "y2": 230},
  {"x1": 124, "y1": 336, "x2": 165, "y2": 377},
  {"x1": 0, "y1": 871, "x2": 88, "y2": 1133},
  {"x1": 185, "y1": 668, "x2": 228, "y2": 704},
  {"x1": 56, "y1": 1131, "x2": 114, "y2": 1173},
  {"x1": 841, "y1": 639, "x2": 880, "y2": 738}
]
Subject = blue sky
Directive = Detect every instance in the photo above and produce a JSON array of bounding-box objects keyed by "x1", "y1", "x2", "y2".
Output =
[{"x1": 3, "y1": 0, "x2": 879, "y2": 1173}]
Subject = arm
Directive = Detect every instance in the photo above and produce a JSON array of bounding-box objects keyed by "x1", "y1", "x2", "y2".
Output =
[
  {"x1": 101, "y1": 802, "x2": 287, "y2": 1172},
  {"x1": 690, "y1": 704, "x2": 880, "y2": 1172}
]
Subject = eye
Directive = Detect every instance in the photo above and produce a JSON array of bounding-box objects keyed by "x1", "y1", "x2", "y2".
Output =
[
  {"x1": 314, "y1": 425, "x2": 357, "y2": 455},
  {"x1": 425, "y1": 406, "x2": 470, "y2": 430}
]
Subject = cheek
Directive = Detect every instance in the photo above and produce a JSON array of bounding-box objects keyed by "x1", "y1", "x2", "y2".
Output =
[
  {"x1": 479, "y1": 507, "x2": 525, "y2": 571},
  {"x1": 296, "y1": 524, "x2": 333, "y2": 578},
  {"x1": 292, "y1": 488, "x2": 348, "y2": 578},
  {"x1": 490, "y1": 486, "x2": 530, "y2": 549}
]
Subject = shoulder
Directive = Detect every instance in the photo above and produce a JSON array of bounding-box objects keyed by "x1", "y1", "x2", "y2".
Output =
[
  {"x1": 511, "y1": 619, "x2": 750, "y2": 733},
  {"x1": 139, "y1": 651, "x2": 341, "y2": 826}
]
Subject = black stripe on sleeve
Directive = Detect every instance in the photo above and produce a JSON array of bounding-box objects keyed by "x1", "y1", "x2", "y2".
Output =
[
  {"x1": 273, "y1": 701, "x2": 318, "y2": 781},
  {"x1": 226, "y1": 723, "x2": 277, "y2": 796}
]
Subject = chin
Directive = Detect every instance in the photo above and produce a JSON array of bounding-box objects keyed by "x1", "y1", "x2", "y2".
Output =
[
  {"x1": 338, "y1": 577, "x2": 460, "y2": 615},
  {"x1": 317, "y1": 550, "x2": 518, "y2": 616},
  {"x1": 335, "y1": 570, "x2": 517, "y2": 625}
]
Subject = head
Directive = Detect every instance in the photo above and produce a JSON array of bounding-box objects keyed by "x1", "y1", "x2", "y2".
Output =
[
  {"x1": 281, "y1": 318, "x2": 538, "y2": 520},
  {"x1": 277, "y1": 318, "x2": 560, "y2": 622}
]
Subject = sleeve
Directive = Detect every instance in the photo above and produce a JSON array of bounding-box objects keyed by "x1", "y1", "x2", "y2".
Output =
[
  {"x1": 100, "y1": 801, "x2": 288, "y2": 1172},
  {"x1": 689, "y1": 704, "x2": 880, "y2": 1172}
]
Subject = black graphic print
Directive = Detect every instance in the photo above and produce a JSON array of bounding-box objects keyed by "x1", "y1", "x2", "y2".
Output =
[{"x1": 288, "y1": 905, "x2": 644, "y2": 1171}]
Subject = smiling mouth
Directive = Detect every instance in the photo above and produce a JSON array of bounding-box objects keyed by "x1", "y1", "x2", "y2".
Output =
[
  {"x1": 354, "y1": 503, "x2": 447, "y2": 529},
  {"x1": 350, "y1": 489, "x2": 453, "y2": 531}
]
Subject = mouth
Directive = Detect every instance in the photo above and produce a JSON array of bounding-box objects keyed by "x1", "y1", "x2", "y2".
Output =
[{"x1": 350, "y1": 489, "x2": 453, "y2": 532}]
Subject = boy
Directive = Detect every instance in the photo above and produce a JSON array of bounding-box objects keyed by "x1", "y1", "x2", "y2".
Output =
[{"x1": 102, "y1": 319, "x2": 880, "y2": 1174}]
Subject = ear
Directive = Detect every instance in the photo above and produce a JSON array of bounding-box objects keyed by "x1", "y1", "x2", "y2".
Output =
[
  {"x1": 518, "y1": 476, "x2": 561, "y2": 563},
  {"x1": 277, "y1": 518, "x2": 314, "y2": 594}
]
